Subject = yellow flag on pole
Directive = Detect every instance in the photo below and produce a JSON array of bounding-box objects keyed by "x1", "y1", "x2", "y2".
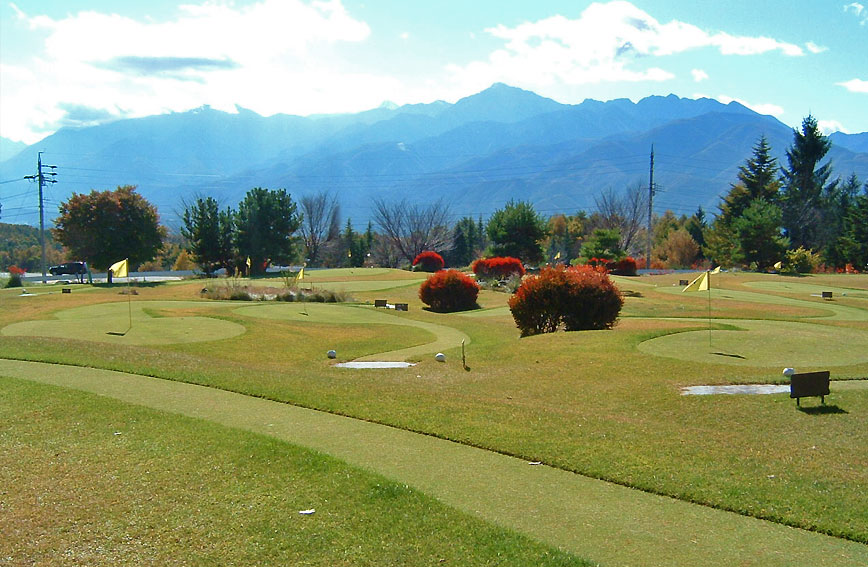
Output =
[
  {"x1": 773, "y1": 261, "x2": 782, "y2": 270},
  {"x1": 297, "y1": 267, "x2": 304, "y2": 280},
  {"x1": 711, "y1": 266, "x2": 721, "y2": 274},
  {"x1": 246, "y1": 256, "x2": 252, "y2": 269},
  {"x1": 554, "y1": 251, "x2": 561, "y2": 260},
  {"x1": 109, "y1": 258, "x2": 128, "y2": 278},
  {"x1": 682, "y1": 271, "x2": 709, "y2": 292}
]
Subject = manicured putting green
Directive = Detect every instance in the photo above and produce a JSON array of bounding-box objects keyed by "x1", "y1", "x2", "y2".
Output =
[
  {"x1": 235, "y1": 303, "x2": 469, "y2": 361},
  {"x1": 638, "y1": 319, "x2": 868, "y2": 366},
  {"x1": 657, "y1": 286, "x2": 867, "y2": 321},
  {"x1": 744, "y1": 280, "x2": 868, "y2": 299},
  {"x1": 1, "y1": 300, "x2": 245, "y2": 345}
]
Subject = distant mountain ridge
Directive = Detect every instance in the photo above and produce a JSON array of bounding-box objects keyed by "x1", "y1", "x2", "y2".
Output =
[{"x1": 2, "y1": 84, "x2": 866, "y2": 227}]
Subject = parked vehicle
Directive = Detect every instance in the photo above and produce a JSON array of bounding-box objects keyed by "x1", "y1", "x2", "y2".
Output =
[{"x1": 48, "y1": 261, "x2": 88, "y2": 279}]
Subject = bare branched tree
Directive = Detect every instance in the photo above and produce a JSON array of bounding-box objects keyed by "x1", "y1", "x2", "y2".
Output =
[
  {"x1": 595, "y1": 183, "x2": 647, "y2": 253},
  {"x1": 300, "y1": 192, "x2": 340, "y2": 265},
  {"x1": 372, "y1": 197, "x2": 452, "y2": 264}
]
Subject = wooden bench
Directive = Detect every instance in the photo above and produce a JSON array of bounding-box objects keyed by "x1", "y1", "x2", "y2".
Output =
[
  {"x1": 394, "y1": 303, "x2": 408, "y2": 311},
  {"x1": 821, "y1": 291, "x2": 832, "y2": 300},
  {"x1": 679, "y1": 279, "x2": 689, "y2": 286},
  {"x1": 62, "y1": 288, "x2": 71, "y2": 294},
  {"x1": 374, "y1": 299, "x2": 387, "y2": 308},
  {"x1": 790, "y1": 370, "x2": 830, "y2": 407}
]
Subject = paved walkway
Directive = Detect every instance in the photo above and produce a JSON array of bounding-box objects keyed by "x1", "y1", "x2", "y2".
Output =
[{"x1": 2, "y1": 359, "x2": 866, "y2": 567}]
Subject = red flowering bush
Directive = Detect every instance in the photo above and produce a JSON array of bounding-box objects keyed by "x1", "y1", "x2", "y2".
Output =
[
  {"x1": 508, "y1": 265, "x2": 623, "y2": 337},
  {"x1": 606, "y1": 257, "x2": 638, "y2": 276},
  {"x1": 4, "y1": 265, "x2": 25, "y2": 288},
  {"x1": 412, "y1": 251, "x2": 445, "y2": 272},
  {"x1": 471, "y1": 256, "x2": 525, "y2": 279},
  {"x1": 419, "y1": 269, "x2": 480, "y2": 312}
]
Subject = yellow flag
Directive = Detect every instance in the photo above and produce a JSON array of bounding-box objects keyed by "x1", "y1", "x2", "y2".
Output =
[
  {"x1": 109, "y1": 258, "x2": 128, "y2": 278},
  {"x1": 773, "y1": 261, "x2": 782, "y2": 270},
  {"x1": 246, "y1": 256, "x2": 252, "y2": 268},
  {"x1": 296, "y1": 267, "x2": 304, "y2": 280},
  {"x1": 554, "y1": 251, "x2": 561, "y2": 260},
  {"x1": 711, "y1": 266, "x2": 721, "y2": 274},
  {"x1": 682, "y1": 271, "x2": 709, "y2": 292}
]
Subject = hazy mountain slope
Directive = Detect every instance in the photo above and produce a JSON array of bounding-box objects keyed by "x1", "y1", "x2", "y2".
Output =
[
  {"x1": 0, "y1": 137, "x2": 26, "y2": 163},
  {"x1": 830, "y1": 132, "x2": 868, "y2": 154},
  {"x1": 2, "y1": 84, "x2": 866, "y2": 228}
]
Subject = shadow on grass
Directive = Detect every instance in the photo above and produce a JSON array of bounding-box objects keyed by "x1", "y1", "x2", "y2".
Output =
[
  {"x1": 622, "y1": 290, "x2": 644, "y2": 298},
  {"x1": 797, "y1": 405, "x2": 848, "y2": 415},
  {"x1": 712, "y1": 351, "x2": 746, "y2": 359},
  {"x1": 421, "y1": 303, "x2": 482, "y2": 314}
]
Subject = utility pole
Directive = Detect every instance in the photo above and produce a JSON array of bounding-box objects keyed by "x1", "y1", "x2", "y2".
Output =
[
  {"x1": 24, "y1": 152, "x2": 57, "y2": 284},
  {"x1": 646, "y1": 145, "x2": 655, "y2": 270}
]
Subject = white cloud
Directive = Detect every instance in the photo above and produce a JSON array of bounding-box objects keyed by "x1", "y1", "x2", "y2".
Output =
[
  {"x1": 838, "y1": 78, "x2": 868, "y2": 93},
  {"x1": 818, "y1": 120, "x2": 848, "y2": 134},
  {"x1": 1, "y1": 0, "x2": 377, "y2": 142},
  {"x1": 0, "y1": 0, "x2": 831, "y2": 143},
  {"x1": 714, "y1": 95, "x2": 784, "y2": 117},
  {"x1": 844, "y1": 3, "x2": 868, "y2": 25},
  {"x1": 805, "y1": 42, "x2": 828, "y2": 54},
  {"x1": 445, "y1": 1, "x2": 806, "y2": 95}
]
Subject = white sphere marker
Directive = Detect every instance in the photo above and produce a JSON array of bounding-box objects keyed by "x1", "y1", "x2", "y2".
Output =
[
  {"x1": 327, "y1": 350, "x2": 337, "y2": 359},
  {"x1": 435, "y1": 352, "x2": 446, "y2": 362},
  {"x1": 782, "y1": 367, "x2": 795, "y2": 377}
]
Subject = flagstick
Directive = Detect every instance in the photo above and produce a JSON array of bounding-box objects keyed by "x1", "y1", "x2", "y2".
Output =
[
  {"x1": 126, "y1": 275, "x2": 132, "y2": 334},
  {"x1": 707, "y1": 271, "x2": 712, "y2": 349}
]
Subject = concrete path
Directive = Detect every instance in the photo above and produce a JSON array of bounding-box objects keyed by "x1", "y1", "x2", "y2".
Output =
[{"x1": 2, "y1": 359, "x2": 866, "y2": 567}]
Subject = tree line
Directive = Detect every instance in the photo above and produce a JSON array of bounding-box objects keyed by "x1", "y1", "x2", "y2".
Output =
[{"x1": 20, "y1": 114, "x2": 867, "y2": 276}]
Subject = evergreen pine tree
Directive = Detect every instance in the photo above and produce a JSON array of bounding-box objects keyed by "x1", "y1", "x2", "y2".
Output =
[
  {"x1": 780, "y1": 115, "x2": 838, "y2": 250},
  {"x1": 719, "y1": 135, "x2": 781, "y2": 224}
]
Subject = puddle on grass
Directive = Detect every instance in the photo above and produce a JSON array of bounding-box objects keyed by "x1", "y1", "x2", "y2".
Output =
[
  {"x1": 335, "y1": 362, "x2": 417, "y2": 369},
  {"x1": 681, "y1": 384, "x2": 790, "y2": 396}
]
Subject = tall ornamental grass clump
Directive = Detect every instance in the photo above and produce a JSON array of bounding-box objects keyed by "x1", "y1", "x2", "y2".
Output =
[
  {"x1": 508, "y1": 265, "x2": 623, "y2": 337},
  {"x1": 419, "y1": 269, "x2": 480, "y2": 312},
  {"x1": 471, "y1": 257, "x2": 525, "y2": 279},
  {"x1": 412, "y1": 251, "x2": 445, "y2": 272}
]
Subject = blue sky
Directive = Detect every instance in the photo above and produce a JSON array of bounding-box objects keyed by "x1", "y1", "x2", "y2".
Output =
[{"x1": 1, "y1": 0, "x2": 866, "y2": 144}]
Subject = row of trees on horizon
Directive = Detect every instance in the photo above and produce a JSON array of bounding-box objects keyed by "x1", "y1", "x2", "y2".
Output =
[{"x1": 3, "y1": 115, "x2": 867, "y2": 275}]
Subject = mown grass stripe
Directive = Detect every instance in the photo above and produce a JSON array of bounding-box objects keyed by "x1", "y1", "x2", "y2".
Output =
[{"x1": 3, "y1": 359, "x2": 866, "y2": 567}]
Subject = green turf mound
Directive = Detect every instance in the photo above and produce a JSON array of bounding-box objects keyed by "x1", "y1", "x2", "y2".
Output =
[
  {"x1": 637, "y1": 319, "x2": 868, "y2": 367},
  {"x1": 235, "y1": 303, "x2": 469, "y2": 361},
  {"x1": 656, "y1": 286, "x2": 867, "y2": 321},
  {"x1": 1, "y1": 301, "x2": 245, "y2": 345},
  {"x1": 743, "y1": 280, "x2": 868, "y2": 299}
]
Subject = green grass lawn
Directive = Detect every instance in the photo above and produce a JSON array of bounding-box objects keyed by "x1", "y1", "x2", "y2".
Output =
[
  {"x1": 2, "y1": 269, "x2": 868, "y2": 553},
  {"x1": 0, "y1": 376, "x2": 591, "y2": 566}
]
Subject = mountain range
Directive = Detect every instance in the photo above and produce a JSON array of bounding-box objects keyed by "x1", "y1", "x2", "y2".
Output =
[{"x1": 2, "y1": 83, "x2": 867, "y2": 229}]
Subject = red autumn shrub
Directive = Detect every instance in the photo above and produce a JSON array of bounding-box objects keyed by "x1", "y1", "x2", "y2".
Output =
[
  {"x1": 412, "y1": 250, "x2": 445, "y2": 272},
  {"x1": 508, "y1": 265, "x2": 623, "y2": 337},
  {"x1": 419, "y1": 269, "x2": 480, "y2": 312},
  {"x1": 8, "y1": 265, "x2": 26, "y2": 276},
  {"x1": 606, "y1": 257, "x2": 638, "y2": 276},
  {"x1": 471, "y1": 256, "x2": 525, "y2": 279}
]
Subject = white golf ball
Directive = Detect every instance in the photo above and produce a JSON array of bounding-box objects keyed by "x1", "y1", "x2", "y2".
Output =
[{"x1": 782, "y1": 367, "x2": 795, "y2": 377}]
